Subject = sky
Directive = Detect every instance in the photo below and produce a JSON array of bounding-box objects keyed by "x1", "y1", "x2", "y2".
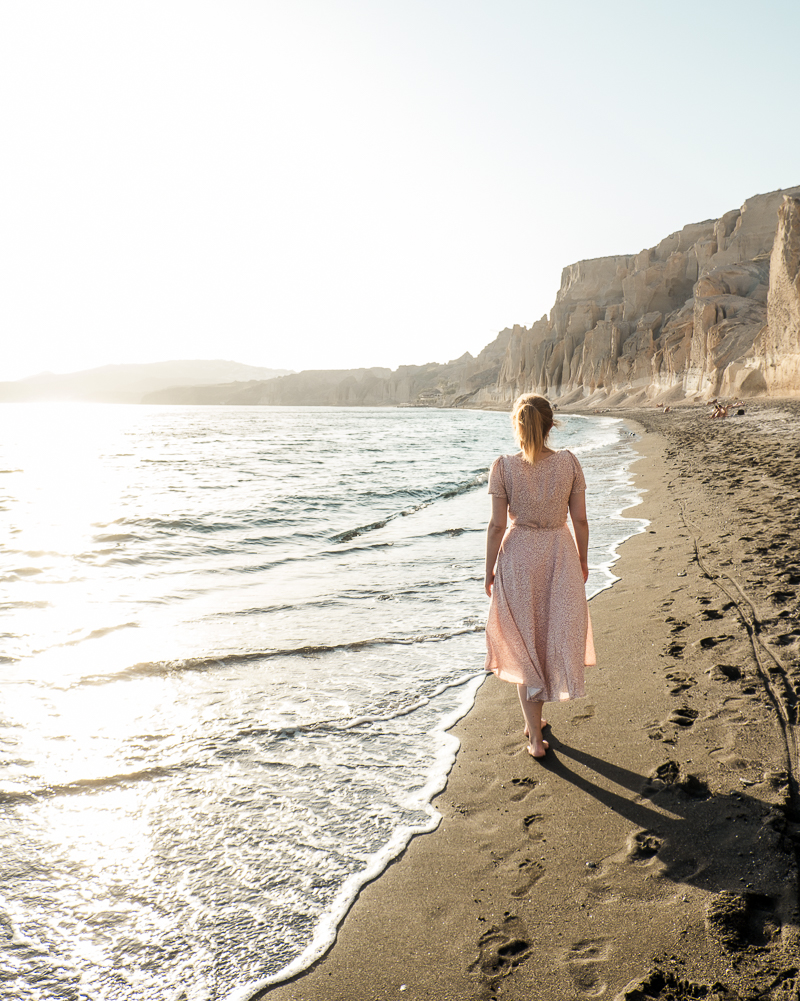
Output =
[{"x1": 2, "y1": 0, "x2": 799, "y2": 381}]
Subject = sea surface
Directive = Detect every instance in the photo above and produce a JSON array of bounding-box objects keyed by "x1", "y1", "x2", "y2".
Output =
[{"x1": 0, "y1": 404, "x2": 646, "y2": 1001}]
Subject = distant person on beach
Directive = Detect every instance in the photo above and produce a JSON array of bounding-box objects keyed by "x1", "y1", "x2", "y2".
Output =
[{"x1": 484, "y1": 394, "x2": 596, "y2": 758}]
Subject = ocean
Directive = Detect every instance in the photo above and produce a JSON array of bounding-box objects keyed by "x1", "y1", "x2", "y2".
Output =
[{"x1": 0, "y1": 404, "x2": 646, "y2": 1001}]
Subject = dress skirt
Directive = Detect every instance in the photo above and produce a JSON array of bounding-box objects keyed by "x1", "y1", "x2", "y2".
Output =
[{"x1": 485, "y1": 522, "x2": 596, "y2": 702}]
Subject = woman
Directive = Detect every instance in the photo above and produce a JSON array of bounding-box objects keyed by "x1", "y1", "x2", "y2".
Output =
[{"x1": 484, "y1": 394, "x2": 595, "y2": 758}]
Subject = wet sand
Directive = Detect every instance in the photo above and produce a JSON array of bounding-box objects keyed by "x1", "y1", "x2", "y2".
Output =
[{"x1": 258, "y1": 400, "x2": 800, "y2": 1001}]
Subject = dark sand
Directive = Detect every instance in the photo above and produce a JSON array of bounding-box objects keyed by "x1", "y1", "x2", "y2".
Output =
[{"x1": 260, "y1": 401, "x2": 800, "y2": 1001}]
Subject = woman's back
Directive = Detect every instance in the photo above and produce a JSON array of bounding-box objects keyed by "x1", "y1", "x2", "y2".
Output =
[{"x1": 489, "y1": 450, "x2": 584, "y2": 531}]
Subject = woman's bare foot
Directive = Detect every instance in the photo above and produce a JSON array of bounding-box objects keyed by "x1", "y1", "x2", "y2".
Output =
[
  {"x1": 517, "y1": 689, "x2": 547, "y2": 757},
  {"x1": 527, "y1": 739, "x2": 549, "y2": 759}
]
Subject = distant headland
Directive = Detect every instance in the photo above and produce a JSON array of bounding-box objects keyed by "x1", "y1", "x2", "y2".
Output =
[
  {"x1": 0, "y1": 360, "x2": 291, "y2": 404},
  {"x1": 4, "y1": 185, "x2": 799, "y2": 409}
]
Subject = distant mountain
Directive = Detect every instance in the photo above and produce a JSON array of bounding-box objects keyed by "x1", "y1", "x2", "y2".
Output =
[
  {"x1": 0, "y1": 360, "x2": 291, "y2": 403},
  {"x1": 142, "y1": 381, "x2": 280, "y2": 404},
  {"x1": 141, "y1": 339, "x2": 514, "y2": 407}
]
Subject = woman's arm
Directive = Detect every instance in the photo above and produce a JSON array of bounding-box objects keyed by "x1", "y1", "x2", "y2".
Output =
[
  {"x1": 568, "y1": 491, "x2": 590, "y2": 583},
  {"x1": 485, "y1": 494, "x2": 508, "y2": 596}
]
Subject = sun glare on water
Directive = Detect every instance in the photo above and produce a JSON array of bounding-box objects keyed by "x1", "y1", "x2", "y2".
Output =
[
  {"x1": 5, "y1": 403, "x2": 138, "y2": 551},
  {"x1": 2, "y1": 403, "x2": 179, "y2": 678}
]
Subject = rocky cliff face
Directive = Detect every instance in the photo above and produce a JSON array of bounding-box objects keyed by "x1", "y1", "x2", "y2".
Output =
[
  {"x1": 239, "y1": 329, "x2": 514, "y2": 406},
  {"x1": 764, "y1": 195, "x2": 800, "y2": 394},
  {"x1": 473, "y1": 185, "x2": 800, "y2": 408}
]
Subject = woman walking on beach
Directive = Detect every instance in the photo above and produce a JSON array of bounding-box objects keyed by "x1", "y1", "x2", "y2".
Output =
[{"x1": 484, "y1": 394, "x2": 595, "y2": 758}]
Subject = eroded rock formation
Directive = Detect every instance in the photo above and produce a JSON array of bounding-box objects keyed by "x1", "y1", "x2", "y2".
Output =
[
  {"x1": 473, "y1": 185, "x2": 800, "y2": 408},
  {"x1": 764, "y1": 195, "x2": 800, "y2": 394}
]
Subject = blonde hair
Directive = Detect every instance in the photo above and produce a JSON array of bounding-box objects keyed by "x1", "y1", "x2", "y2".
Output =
[{"x1": 511, "y1": 394, "x2": 558, "y2": 463}]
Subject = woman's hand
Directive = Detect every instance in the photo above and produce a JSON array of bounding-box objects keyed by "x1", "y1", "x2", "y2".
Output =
[
  {"x1": 580, "y1": 559, "x2": 589, "y2": 584},
  {"x1": 484, "y1": 571, "x2": 494, "y2": 597}
]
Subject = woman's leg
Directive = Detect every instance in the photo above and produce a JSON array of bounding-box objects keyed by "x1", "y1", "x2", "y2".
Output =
[{"x1": 517, "y1": 685, "x2": 548, "y2": 757}]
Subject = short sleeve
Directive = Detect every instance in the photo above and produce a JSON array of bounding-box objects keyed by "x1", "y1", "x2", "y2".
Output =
[
  {"x1": 567, "y1": 451, "x2": 586, "y2": 494},
  {"x1": 488, "y1": 456, "x2": 507, "y2": 500}
]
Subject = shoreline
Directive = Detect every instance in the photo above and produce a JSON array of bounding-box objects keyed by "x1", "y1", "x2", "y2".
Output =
[{"x1": 256, "y1": 401, "x2": 800, "y2": 1000}]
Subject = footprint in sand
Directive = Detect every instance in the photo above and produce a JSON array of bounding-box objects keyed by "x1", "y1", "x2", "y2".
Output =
[
  {"x1": 713, "y1": 663, "x2": 742, "y2": 681},
  {"x1": 471, "y1": 915, "x2": 531, "y2": 982},
  {"x1": 563, "y1": 938, "x2": 610, "y2": 998},
  {"x1": 570, "y1": 704, "x2": 595, "y2": 726},
  {"x1": 668, "y1": 706, "x2": 698, "y2": 728},
  {"x1": 641, "y1": 760, "x2": 679, "y2": 796},
  {"x1": 665, "y1": 618, "x2": 689, "y2": 633},
  {"x1": 699, "y1": 635, "x2": 736, "y2": 649},
  {"x1": 666, "y1": 670, "x2": 695, "y2": 694},
  {"x1": 509, "y1": 776, "x2": 538, "y2": 802},
  {"x1": 642, "y1": 761, "x2": 710, "y2": 800},
  {"x1": 625, "y1": 830, "x2": 663, "y2": 861},
  {"x1": 652, "y1": 760, "x2": 679, "y2": 783},
  {"x1": 522, "y1": 813, "x2": 546, "y2": 840},
  {"x1": 511, "y1": 858, "x2": 545, "y2": 897}
]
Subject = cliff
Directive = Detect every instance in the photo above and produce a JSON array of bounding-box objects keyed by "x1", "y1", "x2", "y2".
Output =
[
  {"x1": 763, "y1": 194, "x2": 800, "y2": 394},
  {"x1": 474, "y1": 185, "x2": 800, "y2": 408}
]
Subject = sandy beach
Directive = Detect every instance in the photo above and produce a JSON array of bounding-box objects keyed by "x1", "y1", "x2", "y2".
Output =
[{"x1": 259, "y1": 400, "x2": 800, "y2": 1001}]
